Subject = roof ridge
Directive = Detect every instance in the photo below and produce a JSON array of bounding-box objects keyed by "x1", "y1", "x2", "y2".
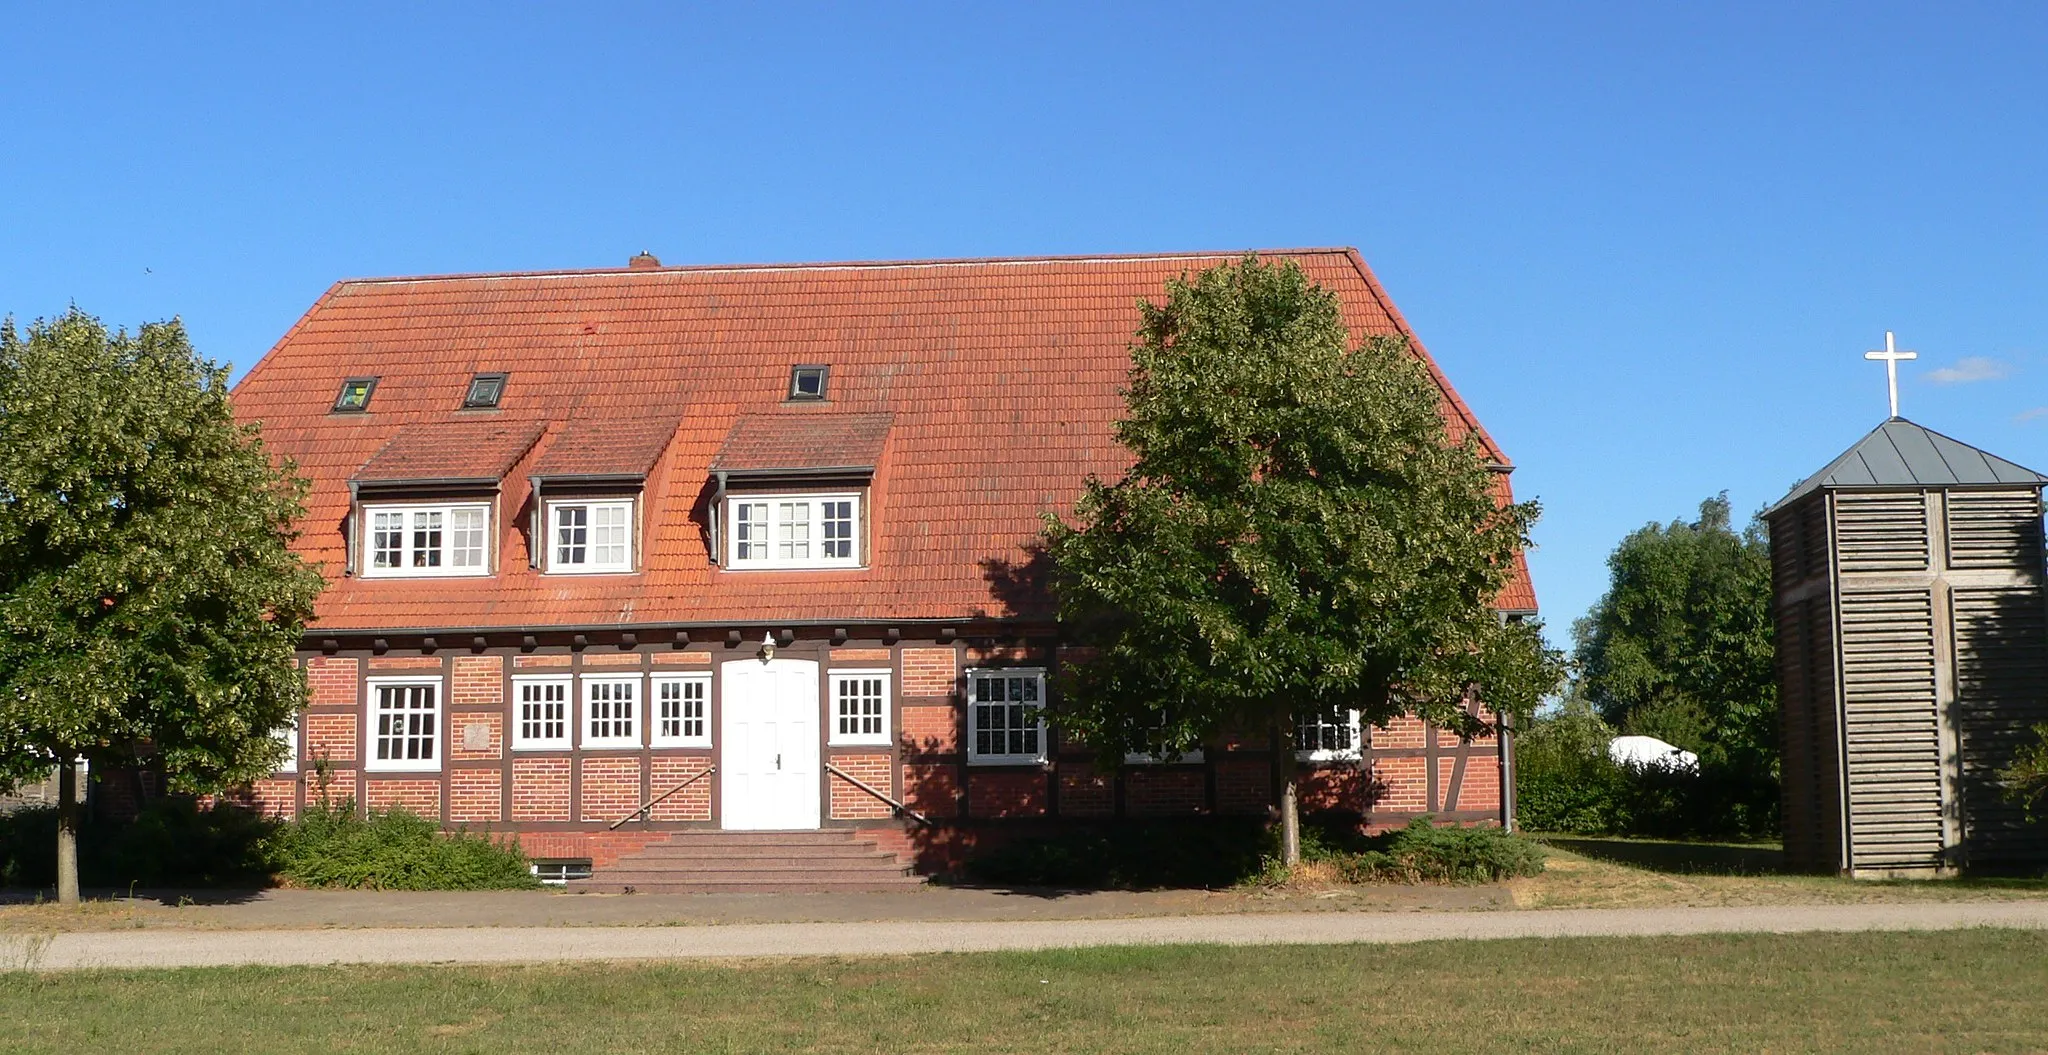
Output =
[{"x1": 329, "y1": 248, "x2": 1361, "y2": 288}]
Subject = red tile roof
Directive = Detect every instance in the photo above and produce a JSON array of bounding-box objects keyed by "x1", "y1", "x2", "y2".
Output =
[
  {"x1": 233, "y1": 249, "x2": 1535, "y2": 632},
  {"x1": 351, "y1": 419, "x2": 546, "y2": 485},
  {"x1": 530, "y1": 415, "x2": 680, "y2": 480},
  {"x1": 712, "y1": 411, "x2": 895, "y2": 475}
]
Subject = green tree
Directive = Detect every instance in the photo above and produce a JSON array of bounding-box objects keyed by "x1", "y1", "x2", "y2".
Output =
[
  {"x1": 1041, "y1": 257, "x2": 1563, "y2": 865},
  {"x1": 1571, "y1": 495, "x2": 1777, "y2": 822},
  {"x1": 0, "y1": 309, "x2": 324, "y2": 903}
]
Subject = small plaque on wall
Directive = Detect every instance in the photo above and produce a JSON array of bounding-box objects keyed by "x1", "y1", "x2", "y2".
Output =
[{"x1": 462, "y1": 722, "x2": 492, "y2": 752}]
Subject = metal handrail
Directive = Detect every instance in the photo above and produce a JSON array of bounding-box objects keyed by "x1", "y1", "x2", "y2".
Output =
[
  {"x1": 609, "y1": 764, "x2": 717, "y2": 830},
  {"x1": 824, "y1": 761, "x2": 935, "y2": 826}
]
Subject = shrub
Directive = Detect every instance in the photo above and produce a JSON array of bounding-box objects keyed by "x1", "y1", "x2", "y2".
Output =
[
  {"x1": 963, "y1": 817, "x2": 1270, "y2": 889},
  {"x1": 0, "y1": 799, "x2": 276, "y2": 888},
  {"x1": 1332, "y1": 817, "x2": 1546, "y2": 884},
  {"x1": 266, "y1": 801, "x2": 539, "y2": 890},
  {"x1": 1515, "y1": 704, "x2": 1778, "y2": 841}
]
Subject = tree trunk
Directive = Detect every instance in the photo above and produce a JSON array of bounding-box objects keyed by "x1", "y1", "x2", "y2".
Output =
[
  {"x1": 56, "y1": 760, "x2": 81, "y2": 905},
  {"x1": 1270, "y1": 722, "x2": 1301, "y2": 867}
]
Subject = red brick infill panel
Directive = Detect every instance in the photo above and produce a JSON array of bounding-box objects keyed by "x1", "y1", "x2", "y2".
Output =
[
  {"x1": 449, "y1": 768, "x2": 503, "y2": 825},
  {"x1": 512, "y1": 757, "x2": 571, "y2": 822},
  {"x1": 578, "y1": 756, "x2": 643, "y2": 823},
  {"x1": 306, "y1": 656, "x2": 359, "y2": 707},
  {"x1": 1126, "y1": 768, "x2": 1205, "y2": 816},
  {"x1": 305, "y1": 712, "x2": 358, "y2": 764},
  {"x1": 901, "y1": 648, "x2": 956, "y2": 697},
  {"x1": 652, "y1": 652, "x2": 712, "y2": 666},
  {"x1": 580, "y1": 652, "x2": 645, "y2": 668},
  {"x1": 365, "y1": 778, "x2": 441, "y2": 817},
  {"x1": 902, "y1": 762, "x2": 960, "y2": 816},
  {"x1": 900, "y1": 705, "x2": 958, "y2": 755},
  {"x1": 1058, "y1": 769, "x2": 1114, "y2": 817},
  {"x1": 450, "y1": 711, "x2": 503, "y2": 761},
  {"x1": 368, "y1": 656, "x2": 441, "y2": 671},
  {"x1": 452, "y1": 654, "x2": 504, "y2": 707},
  {"x1": 830, "y1": 753, "x2": 894, "y2": 819},
  {"x1": 968, "y1": 770, "x2": 1046, "y2": 818},
  {"x1": 649, "y1": 756, "x2": 712, "y2": 821}
]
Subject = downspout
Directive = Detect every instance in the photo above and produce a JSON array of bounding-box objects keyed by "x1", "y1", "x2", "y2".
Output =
[
  {"x1": 530, "y1": 479, "x2": 543, "y2": 569},
  {"x1": 710, "y1": 470, "x2": 728, "y2": 564}
]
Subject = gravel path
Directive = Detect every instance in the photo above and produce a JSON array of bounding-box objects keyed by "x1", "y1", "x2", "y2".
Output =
[{"x1": 11, "y1": 901, "x2": 2048, "y2": 971}]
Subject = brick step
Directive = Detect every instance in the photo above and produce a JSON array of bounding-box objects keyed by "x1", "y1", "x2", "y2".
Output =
[
  {"x1": 614, "y1": 853, "x2": 902, "y2": 870},
  {"x1": 588, "y1": 865, "x2": 913, "y2": 885},
  {"x1": 637, "y1": 831, "x2": 864, "y2": 847},
  {"x1": 630, "y1": 843, "x2": 888, "y2": 860},
  {"x1": 570, "y1": 876, "x2": 927, "y2": 894}
]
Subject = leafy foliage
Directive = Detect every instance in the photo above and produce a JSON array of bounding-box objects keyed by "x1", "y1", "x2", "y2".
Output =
[
  {"x1": 1042, "y1": 256, "x2": 1563, "y2": 765},
  {"x1": 1515, "y1": 697, "x2": 1778, "y2": 840},
  {"x1": 0, "y1": 798, "x2": 275, "y2": 888},
  {"x1": 266, "y1": 801, "x2": 539, "y2": 890},
  {"x1": 2000, "y1": 723, "x2": 2048, "y2": 821},
  {"x1": 1569, "y1": 494, "x2": 1777, "y2": 833},
  {"x1": 1319, "y1": 817, "x2": 1546, "y2": 884},
  {"x1": 0, "y1": 309, "x2": 324, "y2": 793}
]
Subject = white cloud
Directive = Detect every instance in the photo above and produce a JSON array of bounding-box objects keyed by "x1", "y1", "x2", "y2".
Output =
[
  {"x1": 1926, "y1": 356, "x2": 2010, "y2": 384},
  {"x1": 2016, "y1": 407, "x2": 2048, "y2": 424}
]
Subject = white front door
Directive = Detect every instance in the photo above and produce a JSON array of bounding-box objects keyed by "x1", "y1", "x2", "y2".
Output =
[{"x1": 719, "y1": 658, "x2": 822, "y2": 830}]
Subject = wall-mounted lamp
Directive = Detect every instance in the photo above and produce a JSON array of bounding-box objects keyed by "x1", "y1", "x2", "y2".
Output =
[{"x1": 760, "y1": 630, "x2": 776, "y2": 662}]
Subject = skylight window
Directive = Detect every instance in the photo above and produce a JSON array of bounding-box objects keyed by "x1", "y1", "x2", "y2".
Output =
[
  {"x1": 788, "y1": 365, "x2": 829, "y2": 401},
  {"x1": 333, "y1": 377, "x2": 377, "y2": 413},
  {"x1": 464, "y1": 372, "x2": 507, "y2": 409}
]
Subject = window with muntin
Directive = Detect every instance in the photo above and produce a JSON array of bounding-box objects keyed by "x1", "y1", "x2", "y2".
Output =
[
  {"x1": 1295, "y1": 708, "x2": 1362, "y2": 761},
  {"x1": 582, "y1": 676, "x2": 641, "y2": 748},
  {"x1": 366, "y1": 678, "x2": 441, "y2": 772},
  {"x1": 726, "y1": 493, "x2": 861, "y2": 569},
  {"x1": 829, "y1": 670, "x2": 891, "y2": 746},
  {"x1": 967, "y1": 668, "x2": 1046, "y2": 765},
  {"x1": 362, "y1": 502, "x2": 490, "y2": 577},
  {"x1": 548, "y1": 499, "x2": 634, "y2": 573},
  {"x1": 651, "y1": 673, "x2": 711, "y2": 748},
  {"x1": 512, "y1": 676, "x2": 571, "y2": 750}
]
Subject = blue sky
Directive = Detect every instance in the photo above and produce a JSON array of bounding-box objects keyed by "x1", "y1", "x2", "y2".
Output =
[{"x1": 4, "y1": 4, "x2": 2044, "y2": 647}]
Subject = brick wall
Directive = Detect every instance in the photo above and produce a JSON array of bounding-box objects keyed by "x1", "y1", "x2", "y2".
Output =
[
  {"x1": 649, "y1": 756, "x2": 712, "y2": 821},
  {"x1": 369, "y1": 655, "x2": 441, "y2": 671},
  {"x1": 1125, "y1": 768, "x2": 1205, "y2": 816},
  {"x1": 305, "y1": 712, "x2": 358, "y2": 764},
  {"x1": 900, "y1": 705, "x2": 957, "y2": 754},
  {"x1": 1372, "y1": 757, "x2": 1428, "y2": 814},
  {"x1": 306, "y1": 656, "x2": 359, "y2": 707},
  {"x1": 903, "y1": 762, "x2": 960, "y2": 816},
  {"x1": 451, "y1": 655, "x2": 503, "y2": 707},
  {"x1": 512, "y1": 757, "x2": 571, "y2": 821},
  {"x1": 830, "y1": 648, "x2": 891, "y2": 663},
  {"x1": 247, "y1": 778, "x2": 299, "y2": 819},
  {"x1": 517, "y1": 831, "x2": 669, "y2": 869},
  {"x1": 968, "y1": 771, "x2": 1046, "y2": 818},
  {"x1": 652, "y1": 651, "x2": 711, "y2": 667},
  {"x1": 451, "y1": 711, "x2": 503, "y2": 760},
  {"x1": 365, "y1": 778, "x2": 440, "y2": 817},
  {"x1": 901, "y1": 648, "x2": 956, "y2": 697},
  {"x1": 579, "y1": 756, "x2": 643, "y2": 823},
  {"x1": 449, "y1": 768, "x2": 503, "y2": 825},
  {"x1": 1215, "y1": 759, "x2": 1269, "y2": 815},
  {"x1": 514, "y1": 654, "x2": 571, "y2": 669},
  {"x1": 1058, "y1": 769, "x2": 1114, "y2": 817},
  {"x1": 830, "y1": 753, "x2": 894, "y2": 819},
  {"x1": 580, "y1": 652, "x2": 644, "y2": 668}
]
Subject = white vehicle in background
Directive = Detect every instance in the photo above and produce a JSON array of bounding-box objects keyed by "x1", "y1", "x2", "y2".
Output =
[{"x1": 1607, "y1": 735, "x2": 1699, "y2": 773}]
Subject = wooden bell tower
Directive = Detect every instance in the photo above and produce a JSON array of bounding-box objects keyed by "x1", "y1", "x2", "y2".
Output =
[{"x1": 1768, "y1": 417, "x2": 2048, "y2": 876}]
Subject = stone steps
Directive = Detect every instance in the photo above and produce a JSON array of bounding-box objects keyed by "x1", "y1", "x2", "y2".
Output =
[{"x1": 568, "y1": 829, "x2": 924, "y2": 895}]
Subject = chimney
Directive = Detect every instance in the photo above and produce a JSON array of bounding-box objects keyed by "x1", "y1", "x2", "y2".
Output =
[{"x1": 628, "y1": 250, "x2": 661, "y2": 270}]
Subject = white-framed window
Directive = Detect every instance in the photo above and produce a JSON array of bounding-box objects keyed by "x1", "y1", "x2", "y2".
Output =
[
  {"x1": 512, "y1": 675, "x2": 572, "y2": 751},
  {"x1": 548, "y1": 499, "x2": 635, "y2": 574},
  {"x1": 582, "y1": 675, "x2": 641, "y2": 748},
  {"x1": 366, "y1": 677, "x2": 442, "y2": 772},
  {"x1": 725, "y1": 493, "x2": 862, "y2": 569},
  {"x1": 651, "y1": 673, "x2": 712, "y2": 748},
  {"x1": 967, "y1": 668, "x2": 1046, "y2": 765},
  {"x1": 829, "y1": 669, "x2": 891, "y2": 746},
  {"x1": 361, "y1": 503, "x2": 490, "y2": 577},
  {"x1": 1296, "y1": 708, "x2": 1363, "y2": 762},
  {"x1": 275, "y1": 714, "x2": 300, "y2": 773},
  {"x1": 1125, "y1": 712, "x2": 1204, "y2": 764}
]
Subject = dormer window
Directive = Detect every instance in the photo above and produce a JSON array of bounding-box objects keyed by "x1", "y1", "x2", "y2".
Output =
[
  {"x1": 724, "y1": 492, "x2": 862, "y2": 569},
  {"x1": 333, "y1": 377, "x2": 377, "y2": 413},
  {"x1": 546, "y1": 498, "x2": 635, "y2": 574},
  {"x1": 788, "y1": 365, "x2": 829, "y2": 401},
  {"x1": 360, "y1": 502, "x2": 491, "y2": 577},
  {"x1": 463, "y1": 372, "x2": 507, "y2": 409}
]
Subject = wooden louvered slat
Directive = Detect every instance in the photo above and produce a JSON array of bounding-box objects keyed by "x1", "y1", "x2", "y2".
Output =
[
  {"x1": 1800, "y1": 498, "x2": 1830, "y2": 582},
  {"x1": 1947, "y1": 491, "x2": 2045, "y2": 571},
  {"x1": 1833, "y1": 493, "x2": 1929, "y2": 572},
  {"x1": 1952, "y1": 587, "x2": 2048, "y2": 866},
  {"x1": 1838, "y1": 587, "x2": 1945, "y2": 871}
]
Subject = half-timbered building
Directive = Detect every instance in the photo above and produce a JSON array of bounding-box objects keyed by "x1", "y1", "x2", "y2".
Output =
[{"x1": 226, "y1": 249, "x2": 1537, "y2": 889}]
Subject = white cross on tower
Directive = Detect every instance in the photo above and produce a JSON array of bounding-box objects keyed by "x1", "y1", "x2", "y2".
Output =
[{"x1": 1864, "y1": 331, "x2": 1917, "y2": 419}]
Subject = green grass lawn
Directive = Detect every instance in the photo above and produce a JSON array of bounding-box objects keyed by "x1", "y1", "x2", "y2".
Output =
[{"x1": 7, "y1": 930, "x2": 2048, "y2": 1053}]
